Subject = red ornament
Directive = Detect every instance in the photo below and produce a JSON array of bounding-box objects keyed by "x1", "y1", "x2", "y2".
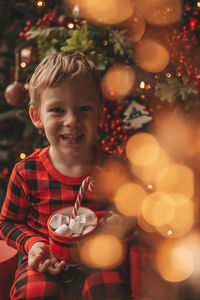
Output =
[{"x1": 4, "y1": 81, "x2": 29, "y2": 107}]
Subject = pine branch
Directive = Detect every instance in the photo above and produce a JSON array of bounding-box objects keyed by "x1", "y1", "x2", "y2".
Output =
[{"x1": 61, "y1": 23, "x2": 93, "y2": 53}]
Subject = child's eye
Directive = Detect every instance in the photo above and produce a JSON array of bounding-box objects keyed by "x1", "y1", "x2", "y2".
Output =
[
  {"x1": 80, "y1": 106, "x2": 92, "y2": 112},
  {"x1": 50, "y1": 108, "x2": 64, "y2": 113}
]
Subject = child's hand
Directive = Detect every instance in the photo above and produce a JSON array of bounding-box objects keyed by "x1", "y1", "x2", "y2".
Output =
[
  {"x1": 28, "y1": 242, "x2": 66, "y2": 275},
  {"x1": 99, "y1": 210, "x2": 137, "y2": 238},
  {"x1": 99, "y1": 210, "x2": 131, "y2": 238}
]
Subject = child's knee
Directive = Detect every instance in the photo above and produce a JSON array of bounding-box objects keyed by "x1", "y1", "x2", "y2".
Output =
[{"x1": 10, "y1": 274, "x2": 63, "y2": 300}]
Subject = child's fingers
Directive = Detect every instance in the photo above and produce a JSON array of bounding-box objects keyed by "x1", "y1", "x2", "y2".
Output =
[
  {"x1": 28, "y1": 253, "x2": 42, "y2": 268},
  {"x1": 37, "y1": 259, "x2": 51, "y2": 273}
]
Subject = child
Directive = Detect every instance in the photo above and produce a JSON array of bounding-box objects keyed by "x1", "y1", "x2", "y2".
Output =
[{"x1": 0, "y1": 51, "x2": 134, "y2": 300}]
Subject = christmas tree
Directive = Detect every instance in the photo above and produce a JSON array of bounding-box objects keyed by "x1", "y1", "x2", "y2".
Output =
[{"x1": 0, "y1": 1, "x2": 200, "y2": 298}]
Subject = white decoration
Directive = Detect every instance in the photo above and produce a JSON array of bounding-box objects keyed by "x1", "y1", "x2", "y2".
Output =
[{"x1": 123, "y1": 100, "x2": 153, "y2": 129}]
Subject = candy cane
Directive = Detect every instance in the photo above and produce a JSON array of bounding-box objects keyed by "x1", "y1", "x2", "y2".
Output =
[{"x1": 71, "y1": 176, "x2": 94, "y2": 219}]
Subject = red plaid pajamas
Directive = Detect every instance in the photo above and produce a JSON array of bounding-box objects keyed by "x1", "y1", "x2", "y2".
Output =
[
  {"x1": 0, "y1": 145, "x2": 134, "y2": 299},
  {"x1": 10, "y1": 258, "x2": 132, "y2": 300}
]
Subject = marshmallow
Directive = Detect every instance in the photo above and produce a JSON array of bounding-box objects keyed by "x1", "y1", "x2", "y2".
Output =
[
  {"x1": 75, "y1": 214, "x2": 97, "y2": 226},
  {"x1": 69, "y1": 218, "x2": 84, "y2": 234},
  {"x1": 55, "y1": 224, "x2": 72, "y2": 236},
  {"x1": 82, "y1": 225, "x2": 95, "y2": 235},
  {"x1": 50, "y1": 213, "x2": 70, "y2": 230}
]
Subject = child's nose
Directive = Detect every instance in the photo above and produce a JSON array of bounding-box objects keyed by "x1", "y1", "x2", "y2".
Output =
[{"x1": 63, "y1": 111, "x2": 80, "y2": 127}]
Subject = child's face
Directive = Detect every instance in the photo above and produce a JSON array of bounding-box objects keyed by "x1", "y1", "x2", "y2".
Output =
[{"x1": 30, "y1": 76, "x2": 103, "y2": 161}]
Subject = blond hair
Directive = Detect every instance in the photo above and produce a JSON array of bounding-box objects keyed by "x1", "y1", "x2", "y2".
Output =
[{"x1": 29, "y1": 51, "x2": 101, "y2": 108}]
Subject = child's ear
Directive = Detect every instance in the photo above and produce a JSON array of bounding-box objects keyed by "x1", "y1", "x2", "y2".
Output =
[{"x1": 29, "y1": 105, "x2": 43, "y2": 129}]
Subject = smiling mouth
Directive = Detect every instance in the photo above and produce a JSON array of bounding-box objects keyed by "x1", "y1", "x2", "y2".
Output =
[{"x1": 61, "y1": 134, "x2": 84, "y2": 144}]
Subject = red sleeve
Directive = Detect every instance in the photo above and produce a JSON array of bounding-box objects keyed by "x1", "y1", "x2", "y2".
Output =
[{"x1": 0, "y1": 164, "x2": 48, "y2": 255}]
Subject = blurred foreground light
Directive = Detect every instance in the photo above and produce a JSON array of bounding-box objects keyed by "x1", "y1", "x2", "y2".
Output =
[
  {"x1": 123, "y1": 9, "x2": 146, "y2": 42},
  {"x1": 155, "y1": 164, "x2": 194, "y2": 198},
  {"x1": 80, "y1": 234, "x2": 124, "y2": 269},
  {"x1": 126, "y1": 133, "x2": 160, "y2": 167},
  {"x1": 135, "y1": 39, "x2": 170, "y2": 73},
  {"x1": 67, "y1": 0, "x2": 134, "y2": 25},
  {"x1": 156, "y1": 239, "x2": 194, "y2": 282},
  {"x1": 137, "y1": 214, "x2": 156, "y2": 233},
  {"x1": 156, "y1": 194, "x2": 194, "y2": 238},
  {"x1": 141, "y1": 192, "x2": 175, "y2": 227},
  {"x1": 101, "y1": 64, "x2": 136, "y2": 101},
  {"x1": 130, "y1": 147, "x2": 171, "y2": 185},
  {"x1": 95, "y1": 159, "x2": 130, "y2": 200},
  {"x1": 113, "y1": 183, "x2": 147, "y2": 216},
  {"x1": 135, "y1": 0, "x2": 182, "y2": 26}
]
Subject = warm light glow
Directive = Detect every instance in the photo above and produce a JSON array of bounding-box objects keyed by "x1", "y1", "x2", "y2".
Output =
[
  {"x1": 135, "y1": 38, "x2": 170, "y2": 73},
  {"x1": 155, "y1": 114, "x2": 192, "y2": 159},
  {"x1": 20, "y1": 62, "x2": 27, "y2": 68},
  {"x1": 20, "y1": 153, "x2": 26, "y2": 159},
  {"x1": 95, "y1": 159, "x2": 130, "y2": 200},
  {"x1": 37, "y1": 1, "x2": 43, "y2": 7},
  {"x1": 101, "y1": 63, "x2": 136, "y2": 101},
  {"x1": 113, "y1": 183, "x2": 146, "y2": 216},
  {"x1": 140, "y1": 81, "x2": 145, "y2": 88},
  {"x1": 135, "y1": 0, "x2": 182, "y2": 26},
  {"x1": 166, "y1": 72, "x2": 171, "y2": 78},
  {"x1": 156, "y1": 194, "x2": 194, "y2": 238},
  {"x1": 67, "y1": 22, "x2": 74, "y2": 29},
  {"x1": 126, "y1": 133, "x2": 160, "y2": 167},
  {"x1": 123, "y1": 9, "x2": 146, "y2": 42},
  {"x1": 148, "y1": 184, "x2": 153, "y2": 190},
  {"x1": 130, "y1": 147, "x2": 171, "y2": 184},
  {"x1": 156, "y1": 240, "x2": 194, "y2": 282},
  {"x1": 141, "y1": 192, "x2": 176, "y2": 227},
  {"x1": 137, "y1": 214, "x2": 156, "y2": 233},
  {"x1": 68, "y1": 0, "x2": 134, "y2": 25},
  {"x1": 80, "y1": 234, "x2": 124, "y2": 269},
  {"x1": 155, "y1": 164, "x2": 194, "y2": 198},
  {"x1": 197, "y1": 2, "x2": 200, "y2": 8}
]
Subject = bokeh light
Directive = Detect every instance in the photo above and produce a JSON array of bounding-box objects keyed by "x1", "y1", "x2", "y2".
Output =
[
  {"x1": 155, "y1": 113, "x2": 192, "y2": 159},
  {"x1": 95, "y1": 158, "x2": 130, "y2": 200},
  {"x1": 123, "y1": 9, "x2": 146, "y2": 42},
  {"x1": 113, "y1": 183, "x2": 147, "y2": 216},
  {"x1": 156, "y1": 194, "x2": 194, "y2": 238},
  {"x1": 80, "y1": 234, "x2": 124, "y2": 269},
  {"x1": 135, "y1": 39, "x2": 170, "y2": 73},
  {"x1": 155, "y1": 239, "x2": 194, "y2": 282},
  {"x1": 141, "y1": 192, "x2": 176, "y2": 227},
  {"x1": 135, "y1": 0, "x2": 182, "y2": 26},
  {"x1": 137, "y1": 214, "x2": 156, "y2": 233},
  {"x1": 101, "y1": 63, "x2": 136, "y2": 101},
  {"x1": 126, "y1": 133, "x2": 160, "y2": 167},
  {"x1": 131, "y1": 147, "x2": 171, "y2": 185},
  {"x1": 67, "y1": 0, "x2": 134, "y2": 25},
  {"x1": 155, "y1": 164, "x2": 194, "y2": 198}
]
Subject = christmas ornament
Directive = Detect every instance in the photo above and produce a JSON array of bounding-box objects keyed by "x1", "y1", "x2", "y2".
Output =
[
  {"x1": 4, "y1": 81, "x2": 28, "y2": 107},
  {"x1": 4, "y1": 53, "x2": 28, "y2": 107},
  {"x1": 123, "y1": 100, "x2": 153, "y2": 129},
  {"x1": 20, "y1": 46, "x2": 38, "y2": 64}
]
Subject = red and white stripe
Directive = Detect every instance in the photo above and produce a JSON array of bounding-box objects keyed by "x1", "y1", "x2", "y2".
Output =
[{"x1": 71, "y1": 176, "x2": 94, "y2": 219}]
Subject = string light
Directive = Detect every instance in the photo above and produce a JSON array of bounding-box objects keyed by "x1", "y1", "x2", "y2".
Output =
[
  {"x1": 140, "y1": 81, "x2": 145, "y2": 89},
  {"x1": 148, "y1": 184, "x2": 153, "y2": 190},
  {"x1": 67, "y1": 22, "x2": 74, "y2": 29},
  {"x1": 197, "y1": 2, "x2": 200, "y2": 8},
  {"x1": 166, "y1": 72, "x2": 172, "y2": 78},
  {"x1": 36, "y1": 1, "x2": 45, "y2": 7},
  {"x1": 103, "y1": 40, "x2": 108, "y2": 46},
  {"x1": 176, "y1": 72, "x2": 182, "y2": 77},
  {"x1": 20, "y1": 153, "x2": 26, "y2": 159},
  {"x1": 20, "y1": 62, "x2": 27, "y2": 68}
]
